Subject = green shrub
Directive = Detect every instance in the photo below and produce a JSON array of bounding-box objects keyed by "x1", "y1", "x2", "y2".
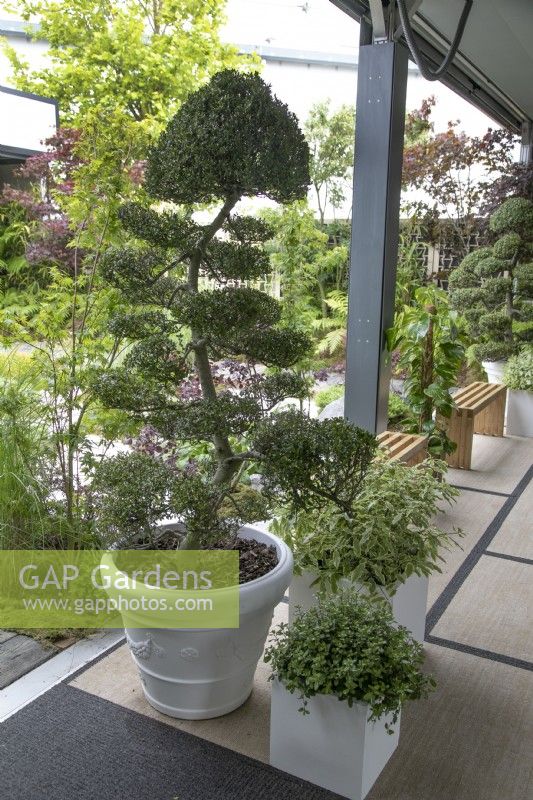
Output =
[
  {"x1": 314, "y1": 384, "x2": 410, "y2": 426},
  {"x1": 0, "y1": 378, "x2": 52, "y2": 549},
  {"x1": 504, "y1": 347, "x2": 533, "y2": 392},
  {"x1": 271, "y1": 454, "x2": 461, "y2": 594},
  {"x1": 388, "y1": 392, "x2": 410, "y2": 425},
  {"x1": 449, "y1": 197, "x2": 533, "y2": 361},
  {"x1": 254, "y1": 410, "x2": 377, "y2": 516},
  {"x1": 314, "y1": 383, "x2": 344, "y2": 413},
  {"x1": 265, "y1": 592, "x2": 436, "y2": 728},
  {"x1": 93, "y1": 70, "x2": 315, "y2": 550}
]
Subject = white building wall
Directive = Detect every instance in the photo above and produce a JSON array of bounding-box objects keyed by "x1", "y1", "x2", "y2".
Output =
[
  {"x1": 0, "y1": 0, "x2": 513, "y2": 216},
  {"x1": 223, "y1": 0, "x2": 496, "y2": 137}
]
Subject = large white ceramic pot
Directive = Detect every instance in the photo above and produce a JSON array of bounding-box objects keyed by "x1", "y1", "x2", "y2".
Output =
[
  {"x1": 506, "y1": 389, "x2": 533, "y2": 437},
  {"x1": 482, "y1": 360, "x2": 506, "y2": 384},
  {"x1": 102, "y1": 526, "x2": 292, "y2": 719},
  {"x1": 289, "y1": 570, "x2": 429, "y2": 644},
  {"x1": 270, "y1": 679, "x2": 399, "y2": 800}
]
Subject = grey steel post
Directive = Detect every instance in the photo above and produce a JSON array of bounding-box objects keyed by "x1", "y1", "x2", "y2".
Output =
[
  {"x1": 520, "y1": 121, "x2": 533, "y2": 163},
  {"x1": 344, "y1": 37, "x2": 408, "y2": 433}
]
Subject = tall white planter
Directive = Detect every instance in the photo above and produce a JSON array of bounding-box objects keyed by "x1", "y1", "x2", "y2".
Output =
[
  {"x1": 506, "y1": 389, "x2": 533, "y2": 437},
  {"x1": 482, "y1": 360, "x2": 506, "y2": 384},
  {"x1": 270, "y1": 679, "x2": 399, "y2": 800},
  {"x1": 289, "y1": 570, "x2": 428, "y2": 644},
  {"x1": 102, "y1": 526, "x2": 292, "y2": 719}
]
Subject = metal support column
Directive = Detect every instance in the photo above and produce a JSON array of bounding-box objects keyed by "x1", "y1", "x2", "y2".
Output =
[
  {"x1": 520, "y1": 121, "x2": 533, "y2": 163},
  {"x1": 344, "y1": 34, "x2": 408, "y2": 433}
]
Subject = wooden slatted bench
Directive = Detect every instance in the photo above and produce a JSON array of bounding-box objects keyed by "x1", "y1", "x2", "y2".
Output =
[
  {"x1": 438, "y1": 381, "x2": 507, "y2": 470},
  {"x1": 377, "y1": 431, "x2": 429, "y2": 466}
]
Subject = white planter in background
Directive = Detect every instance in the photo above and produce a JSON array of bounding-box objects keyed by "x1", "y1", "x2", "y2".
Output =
[
  {"x1": 270, "y1": 679, "x2": 399, "y2": 800},
  {"x1": 505, "y1": 389, "x2": 533, "y2": 437},
  {"x1": 102, "y1": 526, "x2": 292, "y2": 719},
  {"x1": 482, "y1": 360, "x2": 506, "y2": 384},
  {"x1": 289, "y1": 570, "x2": 429, "y2": 644}
]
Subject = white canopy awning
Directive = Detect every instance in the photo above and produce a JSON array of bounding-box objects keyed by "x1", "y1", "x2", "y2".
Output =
[{"x1": 331, "y1": 0, "x2": 533, "y2": 134}]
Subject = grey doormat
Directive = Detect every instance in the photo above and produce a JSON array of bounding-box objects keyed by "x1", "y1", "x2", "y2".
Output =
[{"x1": 0, "y1": 682, "x2": 343, "y2": 800}]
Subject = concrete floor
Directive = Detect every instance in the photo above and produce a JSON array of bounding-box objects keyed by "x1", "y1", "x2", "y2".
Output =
[
  {"x1": 0, "y1": 433, "x2": 531, "y2": 798},
  {"x1": 67, "y1": 434, "x2": 533, "y2": 800}
]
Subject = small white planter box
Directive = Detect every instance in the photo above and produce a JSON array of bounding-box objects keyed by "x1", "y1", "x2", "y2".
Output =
[
  {"x1": 505, "y1": 389, "x2": 533, "y2": 437},
  {"x1": 270, "y1": 679, "x2": 399, "y2": 800},
  {"x1": 289, "y1": 570, "x2": 429, "y2": 644}
]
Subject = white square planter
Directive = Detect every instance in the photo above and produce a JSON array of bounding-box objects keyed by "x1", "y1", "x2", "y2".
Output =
[
  {"x1": 289, "y1": 570, "x2": 429, "y2": 644},
  {"x1": 270, "y1": 679, "x2": 399, "y2": 800},
  {"x1": 505, "y1": 389, "x2": 533, "y2": 437}
]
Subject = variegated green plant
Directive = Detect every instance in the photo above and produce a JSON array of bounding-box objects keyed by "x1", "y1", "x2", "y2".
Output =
[{"x1": 271, "y1": 454, "x2": 461, "y2": 596}]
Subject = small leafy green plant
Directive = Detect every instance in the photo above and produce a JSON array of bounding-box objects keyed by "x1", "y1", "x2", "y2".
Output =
[
  {"x1": 265, "y1": 592, "x2": 435, "y2": 729},
  {"x1": 270, "y1": 454, "x2": 461, "y2": 595},
  {"x1": 388, "y1": 285, "x2": 467, "y2": 456},
  {"x1": 313, "y1": 382, "x2": 344, "y2": 413},
  {"x1": 314, "y1": 383, "x2": 410, "y2": 428},
  {"x1": 504, "y1": 346, "x2": 533, "y2": 392}
]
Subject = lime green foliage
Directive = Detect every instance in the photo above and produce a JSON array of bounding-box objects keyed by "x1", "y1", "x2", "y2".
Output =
[
  {"x1": 449, "y1": 197, "x2": 533, "y2": 362},
  {"x1": 265, "y1": 592, "x2": 436, "y2": 728},
  {"x1": 388, "y1": 285, "x2": 467, "y2": 455},
  {"x1": 271, "y1": 455, "x2": 460, "y2": 594},
  {"x1": 0, "y1": 204, "x2": 36, "y2": 309},
  {"x1": 0, "y1": 264, "x2": 133, "y2": 540},
  {"x1": 504, "y1": 347, "x2": 533, "y2": 392},
  {"x1": 314, "y1": 384, "x2": 410, "y2": 427},
  {"x1": 304, "y1": 101, "x2": 355, "y2": 224},
  {"x1": 395, "y1": 222, "x2": 428, "y2": 312},
  {"x1": 264, "y1": 104, "x2": 354, "y2": 360},
  {"x1": 4, "y1": 0, "x2": 251, "y2": 135},
  {"x1": 388, "y1": 392, "x2": 410, "y2": 426},
  {"x1": 264, "y1": 202, "x2": 348, "y2": 330},
  {"x1": 314, "y1": 383, "x2": 344, "y2": 413},
  {"x1": 0, "y1": 363, "x2": 90, "y2": 549},
  {"x1": 0, "y1": 351, "x2": 40, "y2": 383},
  {"x1": 0, "y1": 370, "x2": 50, "y2": 548},
  {"x1": 3, "y1": 0, "x2": 255, "y2": 236},
  {"x1": 314, "y1": 289, "x2": 348, "y2": 356}
]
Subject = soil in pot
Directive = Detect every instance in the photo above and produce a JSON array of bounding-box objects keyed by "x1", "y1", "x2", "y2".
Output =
[{"x1": 131, "y1": 527, "x2": 279, "y2": 583}]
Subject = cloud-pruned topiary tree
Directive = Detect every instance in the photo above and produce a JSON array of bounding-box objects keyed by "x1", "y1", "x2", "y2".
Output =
[
  {"x1": 93, "y1": 70, "x2": 315, "y2": 551},
  {"x1": 448, "y1": 197, "x2": 533, "y2": 362}
]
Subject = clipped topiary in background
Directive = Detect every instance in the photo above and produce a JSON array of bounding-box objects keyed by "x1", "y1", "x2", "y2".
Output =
[{"x1": 448, "y1": 197, "x2": 533, "y2": 362}]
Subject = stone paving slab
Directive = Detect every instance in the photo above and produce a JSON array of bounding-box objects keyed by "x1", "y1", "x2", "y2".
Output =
[
  {"x1": 432, "y1": 554, "x2": 532, "y2": 662},
  {"x1": 429, "y1": 489, "x2": 506, "y2": 607},
  {"x1": 489, "y1": 481, "x2": 533, "y2": 561},
  {"x1": 447, "y1": 434, "x2": 533, "y2": 495}
]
